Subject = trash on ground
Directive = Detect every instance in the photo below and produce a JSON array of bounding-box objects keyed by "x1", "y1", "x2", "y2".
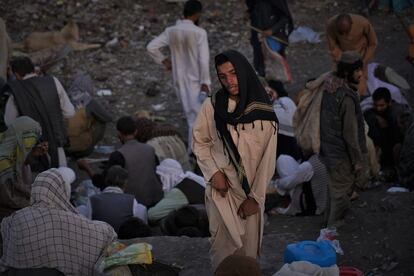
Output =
[{"x1": 289, "y1": 26, "x2": 321, "y2": 44}]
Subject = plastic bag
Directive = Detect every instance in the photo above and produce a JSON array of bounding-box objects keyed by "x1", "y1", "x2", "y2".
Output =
[
  {"x1": 289, "y1": 26, "x2": 321, "y2": 44},
  {"x1": 261, "y1": 39, "x2": 292, "y2": 83},
  {"x1": 98, "y1": 242, "x2": 153, "y2": 272},
  {"x1": 73, "y1": 179, "x2": 100, "y2": 206},
  {"x1": 316, "y1": 227, "x2": 344, "y2": 255}
]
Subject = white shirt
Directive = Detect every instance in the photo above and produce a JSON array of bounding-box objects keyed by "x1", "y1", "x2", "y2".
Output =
[
  {"x1": 147, "y1": 19, "x2": 211, "y2": 89},
  {"x1": 4, "y1": 73, "x2": 75, "y2": 126},
  {"x1": 77, "y1": 186, "x2": 148, "y2": 224}
]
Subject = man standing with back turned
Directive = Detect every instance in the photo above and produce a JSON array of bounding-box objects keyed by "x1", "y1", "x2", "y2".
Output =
[
  {"x1": 192, "y1": 50, "x2": 277, "y2": 270},
  {"x1": 147, "y1": 0, "x2": 211, "y2": 148}
]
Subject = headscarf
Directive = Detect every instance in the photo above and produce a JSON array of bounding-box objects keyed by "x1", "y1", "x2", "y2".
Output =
[
  {"x1": 0, "y1": 116, "x2": 41, "y2": 183},
  {"x1": 213, "y1": 50, "x2": 278, "y2": 196},
  {"x1": 0, "y1": 168, "x2": 116, "y2": 276},
  {"x1": 57, "y1": 166, "x2": 76, "y2": 199},
  {"x1": 156, "y1": 158, "x2": 205, "y2": 193},
  {"x1": 67, "y1": 72, "x2": 93, "y2": 109}
]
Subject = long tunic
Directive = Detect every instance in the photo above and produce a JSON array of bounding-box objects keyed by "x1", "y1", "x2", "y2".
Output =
[
  {"x1": 147, "y1": 19, "x2": 211, "y2": 144},
  {"x1": 192, "y1": 98, "x2": 277, "y2": 269}
]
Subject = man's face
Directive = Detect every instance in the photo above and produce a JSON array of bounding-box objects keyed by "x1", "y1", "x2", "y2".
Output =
[
  {"x1": 350, "y1": 68, "x2": 363, "y2": 84},
  {"x1": 337, "y1": 20, "x2": 352, "y2": 35},
  {"x1": 217, "y1": 61, "x2": 239, "y2": 97},
  {"x1": 374, "y1": 99, "x2": 390, "y2": 114}
]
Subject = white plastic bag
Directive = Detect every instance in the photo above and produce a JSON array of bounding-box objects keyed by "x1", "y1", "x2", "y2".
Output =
[
  {"x1": 289, "y1": 26, "x2": 321, "y2": 44},
  {"x1": 317, "y1": 227, "x2": 344, "y2": 255}
]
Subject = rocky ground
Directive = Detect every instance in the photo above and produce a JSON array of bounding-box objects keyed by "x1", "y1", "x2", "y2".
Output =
[{"x1": 1, "y1": 0, "x2": 414, "y2": 275}]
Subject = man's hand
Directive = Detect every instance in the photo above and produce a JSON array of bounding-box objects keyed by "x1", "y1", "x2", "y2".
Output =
[
  {"x1": 162, "y1": 58, "x2": 172, "y2": 71},
  {"x1": 200, "y1": 84, "x2": 210, "y2": 94},
  {"x1": 77, "y1": 159, "x2": 95, "y2": 178},
  {"x1": 238, "y1": 197, "x2": 260, "y2": 219},
  {"x1": 77, "y1": 159, "x2": 91, "y2": 171},
  {"x1": 261, "y1": 29, "x2": 273, "y2": 37},
  {"x1": 211, "y1": 171, "x2": 229, "y2": 197},
  {"x1": 354, "y1": 162, "x2": 364, "y2": 174},
  {"x1": 31, "y1": 141, "x2": 48, "y2": 157}
]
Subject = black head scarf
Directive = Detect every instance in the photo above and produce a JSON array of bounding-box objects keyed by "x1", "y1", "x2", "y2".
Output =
[{"x1": 213, "y1": 50, "x2": 278, "y2": 196}]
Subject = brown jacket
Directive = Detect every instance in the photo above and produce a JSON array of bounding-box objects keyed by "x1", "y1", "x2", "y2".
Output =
[{"x1": 326, "y1": 14, "x2": 377, "y2": 64}]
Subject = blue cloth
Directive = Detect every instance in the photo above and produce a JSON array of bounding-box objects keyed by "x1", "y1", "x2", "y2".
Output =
[{"x1": 266, "y1": 37, "x2": 283, "y2": 52}]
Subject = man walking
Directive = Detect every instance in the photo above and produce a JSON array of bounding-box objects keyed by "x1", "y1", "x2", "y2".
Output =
[
  {"x1": 147, "y1": 0, "x2": 211, "y2": 147},
  {"x1": 192, "y1": 50, "x2": 277, "y2": 270},
  {"x1": 319, "y1": 51, "x2": 367, "y2": 227}
]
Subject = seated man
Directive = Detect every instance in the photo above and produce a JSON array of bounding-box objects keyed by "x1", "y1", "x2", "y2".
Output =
[
  {"x1": 78, "y1": 116, "x2": 163, "y2": 207},
  {"x1": 364, "y1": 87, "x2": 408, "y2": 174},
  {"x1": 159, "y1": 205, "x2": 209, "y2": 237},
  {"x1": 0, "y1": 168, "x2": 116, "y2": 276},
  {"x1": 65, "y1": 73, "x2": 112, "y2": 158},
  {"x1": 266, "y1": 154, "x2": 329, "y2": 216},
  {"x1": 361, "y1": 62, "x2": 410, "y2": 112},
  {"x1": 148, "y1": 158, "x2": 205, "y2": 223},
  {"x1": 135, "y1": 117, "x2": 192, "y2": 171},
  {"x1": 265, "y1": 79, "x2": 301, "y2": 160},
  {"x1": 77, "y1": 165, "x2": 149, "y2": 237},
  {"x1": 0, "y1": 116, "x2": 45, "y2": 221},
  {"x1": 3, "y1": 56, "x2": 75, "y2": 167}
]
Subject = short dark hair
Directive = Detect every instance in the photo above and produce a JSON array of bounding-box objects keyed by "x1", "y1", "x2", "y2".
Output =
[
  {"x1": 105, "y1": 165, "x2": 128, "y2": 188},
  {"x1": 372, "y1": 87, "x2": 391, "y2": 103},
  {"x1": 335, "y1": 13, "x2": 352, "y2": 26},
  {"x1": 116, "y1": 116, "x2": 136, "y2": 135},
  {"x1": 215, "y1": 54, "x2": 230, "y2": 67},
  {"x1": 10, "y1": 56, "x2": 35, "y2": 77},
  {"x1": 183, "y1": 0, "x2": 202, "y2": 17},
  {"x1": 336, "y1": 60, "x2": 363, "y2": 80},
  {"x1": 267, "y1": 80, "x2": 288, "y2": 98},
  {"x1": 118, "y1": 217, "x2": 151, "y2": 239}
]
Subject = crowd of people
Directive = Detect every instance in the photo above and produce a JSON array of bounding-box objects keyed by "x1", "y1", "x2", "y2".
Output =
[{"x1": 0, "y1": 0, "x2": 412, "y2": 275}]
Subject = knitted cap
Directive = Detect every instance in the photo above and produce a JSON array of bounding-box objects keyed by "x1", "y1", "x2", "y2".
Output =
[{"x1": 340, "y1": 51, "x2": 362, "y2": 64}]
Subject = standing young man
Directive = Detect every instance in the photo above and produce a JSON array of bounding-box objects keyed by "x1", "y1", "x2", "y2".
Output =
[
  {"x1": 319, "y1": 51, "x2": 368, "y2": 227},
  {"x1": 192, "y1": 50, "x2": 277, "y2": 270},
  {"x1": 147, "y1": 0, "x2": 210, "y2": 147}
]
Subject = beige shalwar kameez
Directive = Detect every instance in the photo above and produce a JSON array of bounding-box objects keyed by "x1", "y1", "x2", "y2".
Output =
[{"x1": 192, "y1": 98, "x2": 277, "y2": 269}]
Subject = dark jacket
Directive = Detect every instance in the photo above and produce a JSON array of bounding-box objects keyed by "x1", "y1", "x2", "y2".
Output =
[
  {"x1": 246, "y1": 0, "x2": 293, "y2": 40},
  {"x1": 6, "y1": 76, "x2": 67, "y2": 167},
  {"x1": 320, "y1": 86, "x2": 367, "y2": 168},
  {"x1": 117, "y1": 140, "x2": 163, "y2": 207},
  {"x1": 90, "y1": 192, "x2": 134, "y2": 233}
]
